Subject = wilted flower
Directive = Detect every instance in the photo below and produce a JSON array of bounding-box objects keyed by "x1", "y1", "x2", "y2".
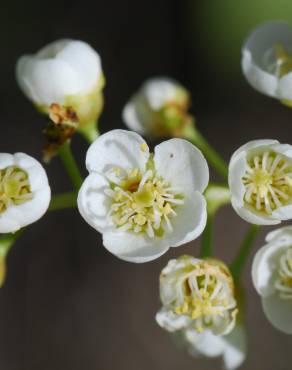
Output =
[
  {"x1": 184, "y1": 324, "x2": 246, "y2": 370},
  {"x1": 229, "y1": 139, "x2": 292, "y2": 225},
  {"x1": 156, "y1": 256, "x2": 238, "y2": 334},
  {"x1": 242, "y1": 21, "x2": 292, "y2": 103},
  {"x1": 78, "y1": 130, "x2": 209, "y2": 263},
  {"x1": 0, "y1": 153, "x2": 51, "y2": 233},
  {"x1": 252, "y1": 226, "x2": 292, "y2": 334},
  {"x1": 122, "y1": 77, "x2": 192, "y2": 138},
  {"x1": 16, "y1": 39, "x2": 104, "y2": 130}
]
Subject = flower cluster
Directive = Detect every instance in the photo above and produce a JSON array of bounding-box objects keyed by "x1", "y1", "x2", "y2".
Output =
[{"x1": 9, "y1": 20, "x2": 292, "y2": 370}]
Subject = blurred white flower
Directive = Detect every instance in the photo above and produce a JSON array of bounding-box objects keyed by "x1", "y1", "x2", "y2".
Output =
[
  {"x1": 242, "y1": 21, "x2": 292, "y2": 102},
  {"x1": 229, "y1": 139, "x2": 292, "y2": 225},
  {"x1": 252, "y1": 226, "x2": 292, "y2": 334},
  {"x1": 0, "y1": 153, "x2": 51, "y2": 233},
  {"x1": 122, "y1": 77, "x2": 191, "y2": 138},
  {"x1": 156, "y1": 256, "x2": 237, "y2": 334},
  {"x1": 78, "y1": 130, "x2": 209, "y2": 263},
  {"x1": 16, "y1": 39, "x2": 104, "y2": 128},
  {"x1": 184, "y1": 324, "x2": 246, "y2": 370}
]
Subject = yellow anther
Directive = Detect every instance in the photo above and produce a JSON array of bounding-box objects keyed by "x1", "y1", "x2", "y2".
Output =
[
  {"x1": 0, "y1": 166, "x2": 32, "y2": 213},
  {"x1": 140, "y1": 143, "x2": 148, "y2": 152}
]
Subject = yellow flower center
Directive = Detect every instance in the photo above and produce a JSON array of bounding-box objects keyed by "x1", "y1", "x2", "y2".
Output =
[
  {"x1": 0, "y1": 166, "x2": 32, "y2": 213},
  {"x1": 242, "y1": 151, "x2": 292, "y2": 214},
  {"x1": 173, "y1": 260, "x2": 236, "y2": 333},
  {"x1": 105, "y1": 166, "x2": 183, "y2": 237},
  {"x1": 265, "y1": 44, "x2": 292, "y2": 78},
  {"x1": 275, "y1": 248, "x2": 292, "y2": 299}
]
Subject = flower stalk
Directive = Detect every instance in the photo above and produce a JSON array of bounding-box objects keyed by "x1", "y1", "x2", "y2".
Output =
[
  {"x1": 182, "y1": 125, "x2": 228, "y2": 180},
  {"x1": 58, "y1": 142, "x2": 83, "y2": 190},
  {"x1": 230, "y1": 224, "x2": 260, "y2": 281},
  {"x1": 49, "y1": 191, "x2": 77, "y2": 211}
]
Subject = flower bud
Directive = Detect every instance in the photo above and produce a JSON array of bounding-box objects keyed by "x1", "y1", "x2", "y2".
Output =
[
  {"x1": 122, "y1": 78, "x2": 192, "y2": 138},
  {"x1": 16, "y1": 39, "x2": 104, "y2": 131}
]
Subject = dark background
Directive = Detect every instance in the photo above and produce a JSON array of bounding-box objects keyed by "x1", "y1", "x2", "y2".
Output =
[{"x1": 0, "y1": 0, "x2": 292, "y2": 369}]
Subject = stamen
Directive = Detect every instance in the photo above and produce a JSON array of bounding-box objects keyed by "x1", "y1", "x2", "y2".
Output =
[
  {"x1": 275, "y1": 248, "x2": 292, "y2": 299},
  {"x1": 106, "y1": 166, "x2": 183, "y2": 237},
  {"x1": 242, "y1": 151, "x2": 292, "y2": 214},
  {"x1": 0, "y1": 166, "x2": 32, "y2": 213}
]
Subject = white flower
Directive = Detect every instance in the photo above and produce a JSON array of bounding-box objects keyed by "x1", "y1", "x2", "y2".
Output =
[
  {"x1": 16, "y1": 39, "x2": 104, "y2": 127},
  {"x1": 0, "y1": 153, "x2": 51, "y2": 233},
  {"x1": 252, "y1": 226, "x2": 292, "y2": 334},
  {"x1": 77, "y1": 130, "x2": 209, "y2": 263},
  {"x1": 122, "y1": 77, "x2": 190, "y2": 138},
  {"x1": 183, "y1": 324, "x2": 246, "y2": 370},
  {"x1": 156, "y1": 256, "x2": 238, "y2": 334},
  {"x1": 242, "y1": 21, "x2": 292, "y2": 101},
  {"x1": 229, "y1": 139, "x2": 292, "y2": 225}
]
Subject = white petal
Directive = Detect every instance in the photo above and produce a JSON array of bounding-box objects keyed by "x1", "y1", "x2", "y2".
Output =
[
  {"x1": 144, "y1": 77, "x2": 180, "y2": 110},
  {"x1": 228, "y1": 151, "x2": 247, "y2": 208},
  {"x1": 231, "y1": 199, "x2": 280, "y2": 225},
  {"x1": 278, "y1": 72, "x2": 292, "y2": 100},
  {"x1": 266, "y1": 226, "x2": 292, "y2": 243},
  {"x1": 169, "y1": 191, "x2": 207, "y2": 247},
  {"x1": 156, "y1": 309, "x2": 190, "y2": 332},
  {"x1": 14, "y1": 152, "x2": 49, "y2": 191},
  {"x1": 229, "y1": 139, "x2": 279, "y2": 166},
  {"x1": 262, "y1": 294, "x2": 292, "y2": 334},
  {"x1": 185, "y1": 329, "x2": 225, "y2": 357},
  {"x1": 154, "y1": 138, "x2": 209, "y2": 193},
  {"x1": 53, "y1": 40, "x2": 101, "y2": 93},
  {"x1": 252, "y1": 241, "x2": 286, "y2": 296},
  {"x1": 242, "y1": 50, "x2": 278, "y2": 97},
  {"x1": 122, "y1": 91, "x2": 155, "y2": 136},
  {"x1": 102, "y1": 231, "x2": 169, "y2": 263},
  {"x1": 0, "y1": 154, "x2": 14, "y2": 169},
  {"x1": 222, "y1": 325, "x2": 246, "y2": 370},
  {"x1": 77, "y1": 173, "x2": 112, "y2": 233},
  {"x1": 16, "y1": 56, "x2": 81, "y2": 105},
  {"x1": 86, "y1": 130, "x2": 150, "y2": 174},
  {"x1": 0, "y1": 186, "x2": 51, "y2": 233},
  {"x1": 122, "y1": 99, "x2": 149, "y2": 136}
]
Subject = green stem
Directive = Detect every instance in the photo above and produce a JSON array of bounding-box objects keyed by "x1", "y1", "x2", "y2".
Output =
[
  {"x1": 230, "y1": 225, "x2": 260, "y2": 281},
  {"x1": 79, "y1": 121, "x2": 100, "y2": 143},
  {"x1": 200, "y1": 214, "x2": 213, "y2": 258},
  {"x1": 58, "y1": 142, "x2": 83, "y2": 190},
  {"x1": 0, "y1": 231, "x2": 22, "y2": 259},
  {"x1": 204, "y1": 183, "x2": 230, "y2": 214},
  {"x1": 49, "y1": 191, "x2": 77, "y2": 211},
  {"x1": 183, "y1": 125, "x2": 228, "y2": 179}
]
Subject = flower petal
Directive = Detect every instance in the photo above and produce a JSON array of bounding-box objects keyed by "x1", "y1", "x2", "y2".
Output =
[
  {"x1": 223, "y1": 325, "x2": 246, "y2": 370},
  {"x1": 252, "y1": 241, "x2": 286, "y2": 296},
  {"x1": 242, "y1": 50, "x2": 278, "y2": 97},
  {"x1": 169, "y1": 191, "x2": 207, "y2": 247},
  {"x1": 77, "y1": 172, "x2": 112, "y2": 233},
  {"x1": 156, "y1": 309, "x2": 190, "y2": 332},
  {"x1": 122, "y1": 92, "x2": 156, "y2": 136},
  {"x1": 86, "y1": 130, "x2": 150, "y2": 174},
  {"x1": 154, "y1": 138, "x2": 209, "y2": 193},
  {"x1": 185, "y1": 329, "x2": 225, "y2": 358},
  {"x1": 144, "y1": 77, "x2": 180, "y2": 110},
  {"x1": 262, "y1": 294, "x2": 292, "y2": 334},
  {"x1": 102, "y1": 231, "x2": 169, "y2": 263},
  {"x1": 53, "y1": 40, "x2": 101, "y2": 93},
  {"x1": 16, "y1": 56, "x2": 80, "y2": 105}
]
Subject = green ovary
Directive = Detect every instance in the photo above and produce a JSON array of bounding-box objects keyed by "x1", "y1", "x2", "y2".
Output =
[
  {"x1": 242, "y1": 151, "x2": 292, "y2": 214},
  {"x1": 0, "y1": 166, "x2": 32, "y2": 213}
]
